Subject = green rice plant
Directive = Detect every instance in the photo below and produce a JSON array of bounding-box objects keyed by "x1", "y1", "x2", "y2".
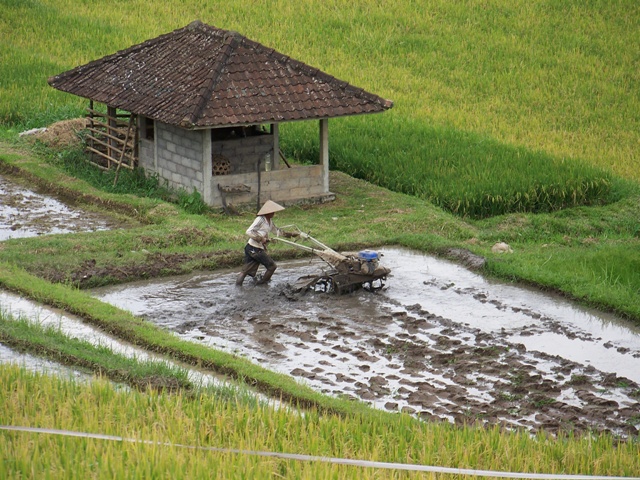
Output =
[
  {"x1": 283, "y1": 116, "x2": 616, "y2": 218},
  {"x1": 2, "y1": 0, "x2": 638, "y2": 185}
]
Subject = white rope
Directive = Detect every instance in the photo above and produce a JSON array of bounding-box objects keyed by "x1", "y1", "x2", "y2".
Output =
[{"x1": 1, "y1": 425, "x2": 638, "y2": 479}]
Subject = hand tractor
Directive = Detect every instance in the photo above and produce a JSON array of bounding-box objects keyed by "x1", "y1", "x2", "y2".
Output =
[{"x1": 273, "y1": 227, "x2": 390, "y2": 294}]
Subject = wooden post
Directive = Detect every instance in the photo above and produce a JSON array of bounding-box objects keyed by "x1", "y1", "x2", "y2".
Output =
[
  {"x1": 88, "y1": 100, "x2": 94, "y2": 154},
  {"x1": 272, "y1": 123, "x2": 279, "y2": 170},
  {"x1": 107, "y1": 106, "x2": 117, "y2": 168},
  {"x1": 113, "y1": 115, "x2": 135, "y2": 186},
  {"x1": 319, "y1": 118, "x2": 329, "y2": 193},
  {"x1": 202, "y1": 129, "x2": 212, "y2": 205}
]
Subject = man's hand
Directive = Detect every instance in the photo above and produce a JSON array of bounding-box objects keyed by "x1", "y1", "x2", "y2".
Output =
[{"x1": 253, "y1": 235, "x2": 269, "y2": 246}]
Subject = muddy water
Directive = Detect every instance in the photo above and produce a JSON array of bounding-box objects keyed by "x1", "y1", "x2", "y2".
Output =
[
  {"x1": 0, "y1": 291, "x2": 223, "y2": 388},
  {"x1": 91, "y1": 248, "x2": 640, "y2": 437},
  {"x1": 385, "y1": 249, "x2": 640, "y2": 382},
  {"x1": 0, "y1": 174, "x2": 114, "y2": 240}
]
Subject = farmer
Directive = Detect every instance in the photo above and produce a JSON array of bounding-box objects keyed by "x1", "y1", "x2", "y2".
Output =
[{"x1": 235, "y1": 200, "x2": 298, "y2": 286}]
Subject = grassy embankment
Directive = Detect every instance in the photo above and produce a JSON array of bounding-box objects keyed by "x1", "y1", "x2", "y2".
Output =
[{"x1": 1, "y1": 0, "x2": 639, "y2": 478}]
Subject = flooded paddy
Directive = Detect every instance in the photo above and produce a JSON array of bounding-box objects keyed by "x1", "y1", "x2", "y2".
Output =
[
  {"x1": 1, "y1": 172, "x2": 639, "y2": 437},
  {"x1": 0, "y1": 290, "x2": 223, "y2": 388},
  {"x1": 91, "y1": 247, "x2": 640, "y2": 437},
  {"x1": 0, "y1": 174, "x2": 115, "y2": 240}
]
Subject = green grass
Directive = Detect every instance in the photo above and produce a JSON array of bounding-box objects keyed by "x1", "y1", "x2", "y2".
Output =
[
  {"x1": 486, "y1": 240, "x2": 640, "y2": 320},
  {"x1": 1, "y1": 1, "x2": 640, "y2": 476},
  {"x1": 36, "y1": 142, "x2": 210, "y2": 215}
]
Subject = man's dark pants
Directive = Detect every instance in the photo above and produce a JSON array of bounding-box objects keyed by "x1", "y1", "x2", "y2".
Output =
[{"x1": 236, "y1": 244, "x2": 277, "y2": 285}]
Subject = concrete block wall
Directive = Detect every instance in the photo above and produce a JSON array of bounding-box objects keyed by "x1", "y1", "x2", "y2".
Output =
[
  {"x1": 138, "y1": 138, "x2": 154, "y2": 172},
  {"x1": 155, "y1": 123, "x2": 204, "y2": 193},
  {"x1": 212, "y1": 133, "x2": 273, "y2": 174},
  {"x1": 136, "y1": 123, "x2": 332, "y2": 209},
  {"x1": 212, "y1": 165, "x2": 329, "y2": 207}
]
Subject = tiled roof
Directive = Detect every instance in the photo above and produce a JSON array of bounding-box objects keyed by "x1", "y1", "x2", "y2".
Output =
[{"x1": 48, "y1": 21, "x2": 393, "y2": 128}]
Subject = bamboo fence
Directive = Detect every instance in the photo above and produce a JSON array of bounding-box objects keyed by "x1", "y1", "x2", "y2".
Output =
[{"x1": 85, "y1": 105, "x2": 137, "y2": 171}]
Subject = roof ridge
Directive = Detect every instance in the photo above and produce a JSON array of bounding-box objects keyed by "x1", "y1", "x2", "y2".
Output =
[{"x1": 180, "y1": 30, "x2": 241, "y2": 127}]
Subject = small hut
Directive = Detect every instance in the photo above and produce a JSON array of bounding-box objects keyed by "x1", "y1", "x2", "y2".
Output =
[{"x1": 48, "y1": 21, "x2": 393, "y2": 210}]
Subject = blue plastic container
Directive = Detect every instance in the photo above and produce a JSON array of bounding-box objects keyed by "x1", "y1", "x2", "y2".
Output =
[{"x1": 358, "y1": 250, "x2": 379, "y2": 261}]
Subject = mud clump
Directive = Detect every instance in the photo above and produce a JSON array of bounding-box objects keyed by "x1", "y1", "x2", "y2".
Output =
[
  {"x1": 444, "y1": 248, "x2": 486, "y2": 270},
  {"x1": 45, "y1": 251, "x2": 237, "y2": 288}
]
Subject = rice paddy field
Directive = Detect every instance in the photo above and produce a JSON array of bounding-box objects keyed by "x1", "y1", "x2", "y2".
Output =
[
  {"x1": 1, "y1": 0, "x2": 638, "y2": 216},
  {"x1": 2, "y1": 365, "x2": 640, "y2": 479},
  {"x1": 1, "y1": 0, "x2": 640, "y2": 478}
]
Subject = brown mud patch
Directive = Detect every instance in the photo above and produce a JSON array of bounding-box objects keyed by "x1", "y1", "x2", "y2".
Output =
[
  {"x1": 45, "y1": 250, "x2": 239, "y2": 287},
  {"x1": 93, "y1": 252, "x2": 640, "y2": 439}
]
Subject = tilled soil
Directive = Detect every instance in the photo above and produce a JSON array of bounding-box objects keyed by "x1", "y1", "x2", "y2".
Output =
[{"x1": 92, "y1": 250, "x2": 640, "y2": 439}]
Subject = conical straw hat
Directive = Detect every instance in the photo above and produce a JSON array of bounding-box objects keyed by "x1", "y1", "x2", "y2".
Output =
[{"x1": 257, "y1": 200, "x2": 285, "y2": 215}]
